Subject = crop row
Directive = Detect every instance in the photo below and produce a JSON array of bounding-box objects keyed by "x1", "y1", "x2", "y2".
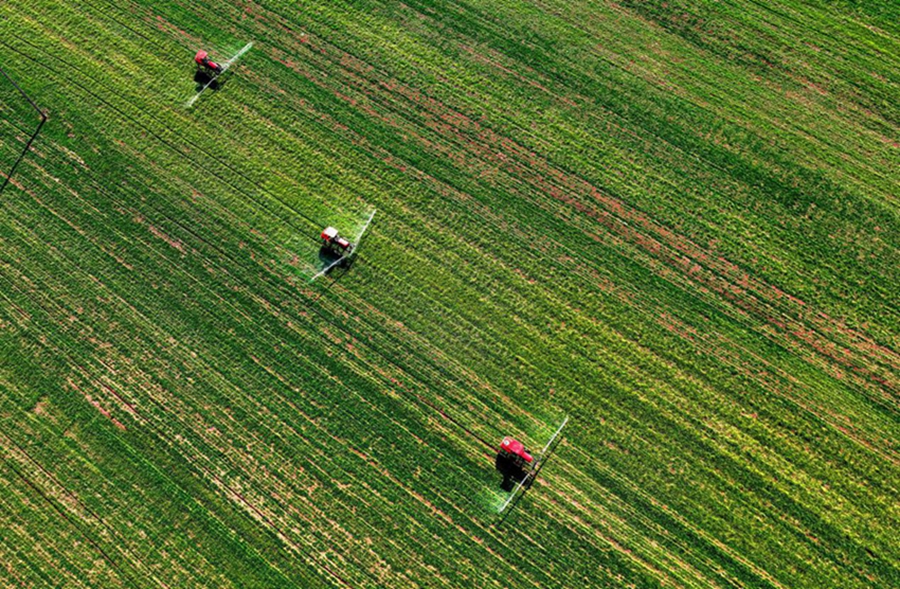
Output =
[{"x1": 0, "y1": 0, "x2": 896, "y2": 587}]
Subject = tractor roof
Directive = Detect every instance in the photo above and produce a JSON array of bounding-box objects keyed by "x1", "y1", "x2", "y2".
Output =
[
  {"x1": 322, "y1": 227, "x2": 338, "y2": 239},
  {"x1": 500, "y1": 437, "x2": 532, "y2": 461}
]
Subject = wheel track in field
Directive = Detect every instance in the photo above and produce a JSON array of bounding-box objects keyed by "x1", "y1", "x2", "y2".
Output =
[
  {"x1": 5, "y1": 12, "x2": 892, "y2": 580},
  {"x1": 7, "y1": 0, "x2": 892, "y2": 532},
  {"x1": 305, "y1": 43, "x2": 899, "y2": 391},
  {"x1": 314, "y1": 4, "x2": 900, "y2": 368},
  {"x1": 158, "y1": 0, "x2": 899, "y2": 410},
  {"x1": 3, "y1": 145, "x2": 559, "y2": 587},
  {"x1": 0, "y1": 428, "x2": 145, "y2": 588},
  {"x1": 12, "y1": 0, "x2": 892, "y2": 424},
  {"x1": 3, "y1": 3, "x2": 896, "y2": 584},
  {"x1": 0, "y1": 5, "x2": 568, "y2": 468},
  {"x1": 538, "y1": 459, "x2": 728, "y2": 589},
  {"x1": 101, "y1": 0, "x2": 899, "y2": 385},
  {"x1": 1, "y1": 77, "x2": 716, "y2": 588},
  {"x1": 220, "y1": 47, "x2": 900, "y2": 454},
  {"x1": 543, "y1": 455, "x2": 791, "y2": 589},
  {"x1": 1, "y1": 205, "x2": 350, "y2": 587},
  {"x1": 0, "y1": 479, "x2": 115, "y2": 588},
  {"x1": 0, "y1": 269, "x2": 408, "y2": 588},
  {"x1": 0, "y1": 145, "x2": 434, "y2": 584}
]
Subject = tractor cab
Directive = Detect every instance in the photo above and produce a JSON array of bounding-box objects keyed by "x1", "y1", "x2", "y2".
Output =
[
  {"x1": 321, "y1": 227, "x2": 352, "y2": 253},
  {"x1": 496, "y1": 437, "x2": 533, "y2": 488},
  {"x1": 194, "y1": 50, "x2": 223, "y2": 74},
  {"x1": 499, "y1": 437, "x2": 533, "y2": 466}
]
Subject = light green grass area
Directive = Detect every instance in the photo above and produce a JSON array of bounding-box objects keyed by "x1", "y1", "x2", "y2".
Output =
[{"x1": 1, "y1": 0, "x2": 897, "y2": 587}]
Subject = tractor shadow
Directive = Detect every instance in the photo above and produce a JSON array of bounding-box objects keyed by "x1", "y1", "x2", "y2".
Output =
[
  {"x1": 317, "y1": 246, "x2": 355, "y2": 277},
  {"x1": 193, "y1": 70, "x2": 226, "y2": 91},
  {"x1": 495, "y1": 454, "x2": 529, "y2": 492}
]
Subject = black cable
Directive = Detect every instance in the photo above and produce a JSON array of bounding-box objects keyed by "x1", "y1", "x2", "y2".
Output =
[
  {"x1": 0, "y1": 36, "x2": 324, "y2": 245},
  {"x1": 0, "y1": 64, "x2": 47, "y2": 195}
]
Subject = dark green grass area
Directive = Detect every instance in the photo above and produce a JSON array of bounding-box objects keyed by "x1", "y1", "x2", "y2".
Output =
[{"x1": 0, "y1": 0, "x2": 897, "y2": 587}]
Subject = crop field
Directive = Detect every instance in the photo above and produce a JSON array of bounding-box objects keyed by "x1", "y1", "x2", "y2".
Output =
[{"x1": 0, "y1": 0, "x2": 897, "y2": 587}]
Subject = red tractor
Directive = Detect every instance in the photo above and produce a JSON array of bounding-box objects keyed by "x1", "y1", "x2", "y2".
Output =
[
  {"x1": 194, "y1": 50, "x2": 223, "y2": 75},
  {"x1": 496, "y1": 436, "x2": 533, "y2": 489},
  {"x1": 321, "y1": 226, "x2": 352, "y2": 254},
  {"x1": 499, "y1": 437, "x2": 533, "y2": 467}
]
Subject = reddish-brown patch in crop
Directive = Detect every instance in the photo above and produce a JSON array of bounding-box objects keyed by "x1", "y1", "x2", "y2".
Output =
[
  {"x1": 246, "y1": 11, "x2": 897, "y2": 405},
  {"x1": 338, "y1": 48, "x2": 896, "y2": 387},
  {"x1": 458, "y1": 45, "x2": 580, "y2": 108},
  {"x1": 68, "y1": 378, "x2": 127, "y2": 430},
  {"x1": 147, "y1": 225, "x2": 184, "y2": 252},
  {"x1": 32, "y1": 398, "x2": 49, "y2": 415},
  {"x1": 99, "y1": 382, "x2": 140, "y2": 418},
  {"x1": 148, "y1": 15, "x2": 204, "y2": 49},
  {"x1": 651, "y1": 310, "x2": 897, "y2": 464}
]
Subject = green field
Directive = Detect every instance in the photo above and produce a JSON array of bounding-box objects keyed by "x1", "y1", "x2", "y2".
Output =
[{"x1": 1, "y1": 0, "x2": 897, "y2": 587}]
